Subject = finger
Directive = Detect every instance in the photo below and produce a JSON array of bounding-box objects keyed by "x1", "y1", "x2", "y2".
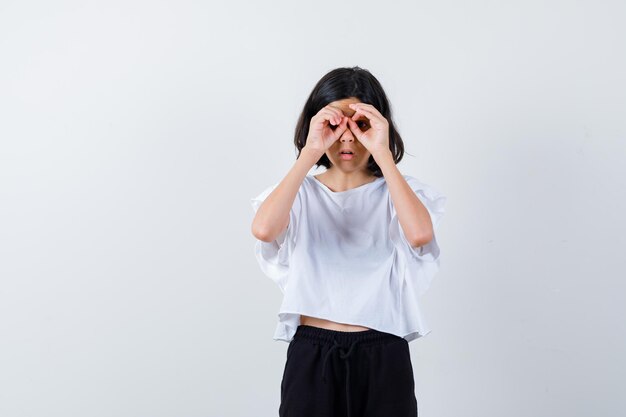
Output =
[
  {"x1": 319, "y1": 109, "x2": 341, "y2": 126},
  {"x1": 327, "y1": 104, "x2": 345, "y2": 117},
  {"x1": 346, "y1": 118, "x2": 364, "y2": 140},
  {"x1": 351, "y1": 108, "x2": 366, "y2": 121},
  {"x1": 330, "y1": 110, "x2": 344, "y2": 126},
  {"x1": 325, "y1": 106, "x2": 345, "y2": 125},
  {"x1": 353, "y1": 108, "x2": 383, "y2": 129},
  {"x1": 351, "y1": 104, "x2": 386, "y2": 126},
  {"x1": 350, "y1": 109, "x2": 372, "y2": 127},
  {"x1": 349, "y1": 106, "x2": 373, "y2": 122},
  {"x1": 350, "y1": 102, "x2": 382, "y2": 118},
  {"x1": 333, "y1": 117, "x2": 349, "y2": 138},
  {"x1": 349, "y1": 104, "x2": 379, "y2": 122}
]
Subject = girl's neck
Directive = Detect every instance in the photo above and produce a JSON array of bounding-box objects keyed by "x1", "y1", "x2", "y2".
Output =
[{"x1": 314, "y1": 170, "x2": 377, "y2": 191}]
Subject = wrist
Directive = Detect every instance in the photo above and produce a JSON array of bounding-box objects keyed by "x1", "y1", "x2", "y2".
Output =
[
  {"x1": 371, "y1": 148, "x2": 393, "y2": 163},
  {"x1": 300, "y1": 146, "x2": 324, "y2": 161}
]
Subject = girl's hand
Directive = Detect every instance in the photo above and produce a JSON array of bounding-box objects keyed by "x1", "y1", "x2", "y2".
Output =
[
  {"x1": 346, "y1": 103, "x2": 390, "y2": 158},
  {"x1": 302, "y1": 105, "x2": 350, "y2": 157}
]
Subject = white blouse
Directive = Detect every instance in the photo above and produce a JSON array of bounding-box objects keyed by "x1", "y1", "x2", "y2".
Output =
[{"x1": 251, "y1": 174, "x2": 447, "y2": 343}]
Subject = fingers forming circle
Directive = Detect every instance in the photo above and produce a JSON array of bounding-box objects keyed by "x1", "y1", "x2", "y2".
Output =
[
  {"x1": 316, "y1": 108, "x2": 341, "y2": 126},
  {"x1": 350, "y1": 103, "x2": 387, "y2": 129},
  {"x1": 347, "y1": 118, "x2": 363, "y2": 140},
  {"x1": 326, "y1": 106, "x2": 345, "y2": 125},
  {"x1": 333, "y1": 117, "x2": 349, "y2": 139}
]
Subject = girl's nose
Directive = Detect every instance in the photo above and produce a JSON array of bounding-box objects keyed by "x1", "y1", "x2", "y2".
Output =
[{"x1": 340, "y1": 130, "x2": 355, "y2": 142}]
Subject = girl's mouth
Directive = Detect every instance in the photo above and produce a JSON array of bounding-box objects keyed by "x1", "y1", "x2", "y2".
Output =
[{"x1": 340, "y1": 151, "x2": 355, "y2": 160}]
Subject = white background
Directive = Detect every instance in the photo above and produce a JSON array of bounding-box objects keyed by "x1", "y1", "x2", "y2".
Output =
[{"x1": 1, "y1": 1, "x2": 624, "y2": 416}]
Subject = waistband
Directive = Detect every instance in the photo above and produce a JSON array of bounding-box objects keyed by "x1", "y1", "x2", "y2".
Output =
[{"x1": 293, "y1": 324, "x2": 404, "y2": 348}]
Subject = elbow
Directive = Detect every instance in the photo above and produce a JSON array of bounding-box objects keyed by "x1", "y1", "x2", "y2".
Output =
[
  {"x1": 251, "y1": 216, "x2": 271, "y2": 242},
  {"x1": 252, "y1": 218, "x2": 289, "y2": 243},
  {"x1": 251, "y1": 222, "x2": 273, "y2": 242},
  {"x1": 407, "y1": 229, "x2": 434, "y2": 249}
]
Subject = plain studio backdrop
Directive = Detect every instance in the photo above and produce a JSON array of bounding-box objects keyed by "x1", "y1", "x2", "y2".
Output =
[{"x1": 1, "y1": 1, "x2": 624, "y2": 416}]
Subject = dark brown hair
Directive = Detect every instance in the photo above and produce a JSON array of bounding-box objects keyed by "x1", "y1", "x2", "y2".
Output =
[{"x1": 294, "y1": 66, "x2": 405, "y2": 177}]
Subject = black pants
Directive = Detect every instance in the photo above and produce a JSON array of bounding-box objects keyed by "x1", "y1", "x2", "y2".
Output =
[{"x1": 279, "y1": 324, "x2": 418, "y2": 417}]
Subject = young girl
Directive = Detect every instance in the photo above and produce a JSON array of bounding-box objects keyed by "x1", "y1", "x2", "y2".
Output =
[{"x1": 251, "y1": 66, "x2": 446, "y2": 417}]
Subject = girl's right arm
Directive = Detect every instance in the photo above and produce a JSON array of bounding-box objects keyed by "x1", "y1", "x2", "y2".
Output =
[
  {"x1": 251, "y1": 105, "x2": 349, "y2": 243},
  {"x1": 251, "y1": 148, "x2": 320, "y2": 243}
]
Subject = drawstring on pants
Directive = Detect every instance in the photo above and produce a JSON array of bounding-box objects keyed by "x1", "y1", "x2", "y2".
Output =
[{"x1": 321, "y1": 337, "x2": 359, "y2": 417}]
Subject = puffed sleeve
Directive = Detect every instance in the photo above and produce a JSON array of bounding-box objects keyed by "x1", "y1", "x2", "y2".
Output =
[
  {"x1": 388, "y1": 175, "x2": 447, "y2": 297},
  {"x1": 251, "y1": 182, "x2": 302, "y2": 293}
]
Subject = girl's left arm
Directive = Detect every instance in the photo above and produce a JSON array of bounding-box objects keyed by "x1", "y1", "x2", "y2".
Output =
[
  {"x1": 346, "y1": 102, "x2": 433, "y2": 248},
  {"x1": 375, "y1": 150, "x2": 433, "y2": 248}
]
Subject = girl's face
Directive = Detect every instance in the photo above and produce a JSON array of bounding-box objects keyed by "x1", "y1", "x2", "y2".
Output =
[{"x1": 325, "y1": 97, "x2": 373, "y2": 174}]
